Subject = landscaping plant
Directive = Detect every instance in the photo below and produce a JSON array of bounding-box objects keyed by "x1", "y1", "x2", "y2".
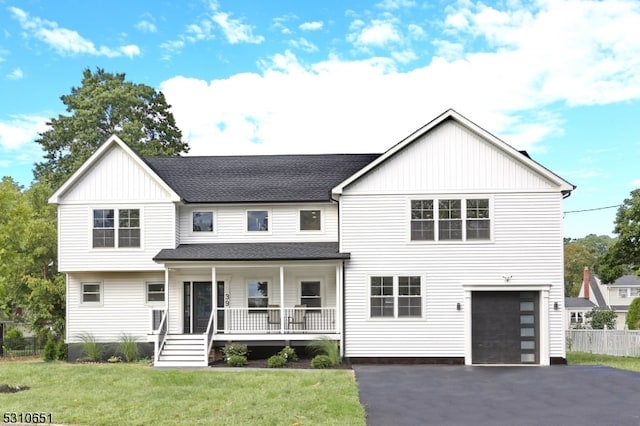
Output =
[
  {"x1": 307, "y1": 337, "x2": 340, "y2": 367},
  {"x1": 222, "y1": 343, "x2": 248, "y2": 367},
  {"x1": 76, "y1": 331, "x2": 102, "y2": 361},
  {"x1": 267, "y1": 354, "x2": 287, "y2": 368},
  {"x1": 117, "y1": 333, "x2": 139, "y2": 362}
]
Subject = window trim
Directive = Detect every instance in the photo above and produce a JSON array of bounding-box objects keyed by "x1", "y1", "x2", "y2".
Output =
[
  {"x1": 90, "y1": 207, "x2": 143, "y2": 250},
  {"x1": 191, "y1": 210, "x2": 216, "y2": 234},
  {"x1": 246, "y1": 279, "x2": 270, "y2": 311},
  {"x1": 618, "y1": 288, "x2": 629, "y2": 298},
  {"x1": 245, "y1": 209, "x2": 271, "y2": 234},
  {"x1": 408, "y1": 196, "x2": 493, "y2": 243},
  {"x1": 298, "y1": 278, "x2": 324, "y2": 311},
  {"x1": 146, "y1": 282, "x2": 166, "y2": 304},
  {"x1": 81, "y1": 282, "x2": 102, "y2": 304},
  {"x1": 298, "y1": 208, "x2": 324, "y2": 233},
  {"x1": 368, "y1": 274, "x2": 425, "y2": 320}
]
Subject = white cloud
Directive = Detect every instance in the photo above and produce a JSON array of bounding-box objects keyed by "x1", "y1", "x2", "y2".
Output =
[
  {"x1": 6, "y1": 68, "x2": 24, "y2": 80},
  {"x1": 376, "y1": 0, "x2": 416, "y2": 10},
  {"x1": 156, "y1": 0, "x2": 640, "y2": 160},
  {"x1": 212, "y1": 12, "x2": 264, "y2": 44},
  {"x1": 348, "y1": 19, "x2": 402, "y2": 48},
  {"x1": 9, "y1": 7, "x2": 141, "y2": 58},
  {"x1": 299, "y1": 21, "x2": 323, "y2": 31},
  {"x1": 136, "y1": 19, "x2": 157, "y2": 33},
  {"x1": 289, "y1": 37, "x2": 318, "y2": 53},
  {"x1": 0, "y1": 114, "x2": 48, "y2": 150}
]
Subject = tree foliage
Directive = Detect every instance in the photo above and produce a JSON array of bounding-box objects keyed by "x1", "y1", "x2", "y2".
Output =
[
  {"x1": 627, "y1": 297, "x2": 640, "y2": 330},
  {"x1": 564, "y1": 234, "x2": 615, "y2": 296},
  {"x1": 585, "y1": 309, "x2": 617, "y2": 330},
  {"x1": 599, "y1": 189, "x2": 640, "y2": 283},
  {"x1": 34, "y1": 68, "x2": 189, "y2": 189}
]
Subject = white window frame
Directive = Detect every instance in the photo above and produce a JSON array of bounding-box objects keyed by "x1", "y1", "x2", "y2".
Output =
[
  {"x1": 618, "y1": 288, "x2": 629, "y2": 298},
  {"x1": 368, "y1": 275, "x2": 425, "y2": 320},
  {"x1": 246, "y1": 209, "x2": 271, "y2": 234},
  {"x1": 146, "y1": 282, "x2": 165, "y2": 304},
  {"x1": 90, "y1": 207, "x2": 143, "y2": 249},
  {"x1": 191, "y1": 210, "x2": 216, "y2": 234},
  {"x1": 409, "y1": 196, "x2": 492, "y2": 243},
  {"x1": 298, "y1": 208, "x2": 324, "y2": 232},
  {"x1": 630, "y1": 287, "x2": 640, "y2": 297},
  {"x1": 298, "y1": 279, "x2": 323, "y2": 310},
  {"x1": 81, "y1": 282, "x2": 102, "y2": 304},
  {"x1": 246, "y1": 279, "x2": 270, "y2": 310}
]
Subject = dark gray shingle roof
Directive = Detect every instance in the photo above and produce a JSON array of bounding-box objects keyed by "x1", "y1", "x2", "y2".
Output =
[
  {"x1": 564, "y1": 297, "x2": 596, "y2": 308},
  {"x1": 154, "y1": 242, "x2": 349, "y2": 261},
  {"x1": 143, "y1": 154, "x2": 380, "y2": 203},
  {"x1": 609, "y1": 275, "x2": 640, "y2": 287}
]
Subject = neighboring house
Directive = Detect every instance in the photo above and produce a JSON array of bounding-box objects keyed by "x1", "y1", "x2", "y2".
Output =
[
  {"x1": 565, "y1": 268, "x2": 640, "y2": 329},
  {"x1": 49, "y1": 109, "x2": 575, "y2": 366}
]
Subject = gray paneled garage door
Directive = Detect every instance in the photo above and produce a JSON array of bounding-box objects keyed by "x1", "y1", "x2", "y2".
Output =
[{"x1": 471, "y1": 291, "x2": 539, "y2": 364}]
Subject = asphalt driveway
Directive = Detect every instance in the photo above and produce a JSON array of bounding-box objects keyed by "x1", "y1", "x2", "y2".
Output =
[{"x1": 354, "y1": 365, "x2": 640, "y2": 426}]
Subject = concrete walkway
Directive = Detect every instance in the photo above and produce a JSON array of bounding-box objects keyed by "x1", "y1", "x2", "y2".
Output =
[{"x1": 354, "y1": 365, "x2": 640, "y2": 426}]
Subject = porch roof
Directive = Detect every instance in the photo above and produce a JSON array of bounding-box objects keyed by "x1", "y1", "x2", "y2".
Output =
[{"x1": 153, "y1": 242, "x2": 349, "y2": 262}]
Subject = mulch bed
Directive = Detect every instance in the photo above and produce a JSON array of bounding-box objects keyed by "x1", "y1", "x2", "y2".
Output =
[
  {"x1": 0, "y1": 384, "x2": 30, "y2": 393},
  {"x1": 211, "y1": 358, "x2": 352, "y2": 369}
]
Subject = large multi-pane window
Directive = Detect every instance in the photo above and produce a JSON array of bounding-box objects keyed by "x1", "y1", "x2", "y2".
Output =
[
  {"x1": 370, "y1": 276, "x2": 422, "y2": 318},
  {"x1": 92, "y1": 208, "x2": 141, "y2": 248},
  {"x1": 411, "y1": 198, "x2": 490, "y2": 241}
]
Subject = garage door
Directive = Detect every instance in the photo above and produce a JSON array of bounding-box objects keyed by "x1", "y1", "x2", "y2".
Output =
[{"x1": 471, "y1": 291, "x2": 539, "y2": 364}]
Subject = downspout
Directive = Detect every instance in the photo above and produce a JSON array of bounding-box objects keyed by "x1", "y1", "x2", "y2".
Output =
[{"x1": 331, "y1": 193, "x2": 346, "y2": 359}]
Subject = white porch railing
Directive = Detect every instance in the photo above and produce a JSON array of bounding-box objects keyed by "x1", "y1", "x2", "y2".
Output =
[
  {"x1": 205, "y1": 309, "x2": 216, "y2": 355},
  {"x1": 153, "y1": 310, "x2": 169, "y2": 364},
  {"x1": 215, "y1": 307, "x2": 337, "y2": 334},
  {"x1": 566, "y1": 329, "x2": 640, "y2": 357}
]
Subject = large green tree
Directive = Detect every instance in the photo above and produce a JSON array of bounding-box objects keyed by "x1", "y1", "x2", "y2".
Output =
[
  {"x1": 599, "y1": 189, "x2": 640, "y2": 283},
  {"x1": 627, "y1": 297, "x2": 640, "y2": 330},
  {"x1": 34, "y1": 68, "x2": 189, "y2": 189},
  {"x1": 564, "y1": 234, "x2": 615, "y2": 296}
]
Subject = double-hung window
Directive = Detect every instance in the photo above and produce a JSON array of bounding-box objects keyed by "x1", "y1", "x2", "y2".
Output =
[
  {"x1": 300, "y1": 281, "x2": 322, "y2": 309},
  {"x1": 92, "y1": 208, "x2": 140, "y2": 248},
  {"x1": 411, "y1": 198, "x2": 490, "y2": 241},
  {"x1": 82, "y1": 283, "x2": 101, "y2": 303},
  {"x1": 147, "y1": 283, "x2": 165, "y2": 303},
  {"x1": 247, "y1": 281, "x2": 269, "y2": 310},
  {"x1": 370, "y1": 276, "x2": 423, "y2": 318}
]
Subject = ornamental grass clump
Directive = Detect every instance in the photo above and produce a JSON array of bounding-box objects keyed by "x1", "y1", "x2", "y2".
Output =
[
  {"x1": 118, "y1": 333, "x2": 139, "y2": 362},
  {"x1": 76, "y1": 332, "x2": 102, "y2": 362},
  {"x1": 307, "y1": 337, "x2": 340, "y2": 368}
]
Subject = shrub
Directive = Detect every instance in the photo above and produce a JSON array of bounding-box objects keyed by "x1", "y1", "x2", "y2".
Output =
[
  {"x1": 76, "y1": 332, "x2": 102, "y2": 361},
  {"x1": 5, "y1": 328, "x2": 26, "y2": 350},
  {"x1": 310, "y1": 354, "x2": 333, "y2": 369},
  {"x1": 55, "y1": 340, "x2": 67, "y2": 361},
  {"x1": 627, "y1": 297, "x2": 640, "y2": 330},
  {"x1": 108, "y1": 355, "x2": 122, "y2": 363},
  {"x1": 42, "y1": 335, "x2": 57, "y2": 362},
  {"x1": 118, "y1": 333, "x2": 139, "y2": 362},
  {"x1": 222, "y1": 343, "x2": 248, "y2": 360},
  {"x1": 278, "y1": 346, "x2": 298, "y2": 362},
  {"x1": 268, "y1": 354, "x2": 287, "y2": 368},
  {"x1": 586, "y1": 309, "x2": 617, "y2": 330},
  {"x1": 226, "y1": 355, "x2": 248, "y2": 367},
  {"x1": 307, "y1": 337, "x2": 340, "y2": 366}
]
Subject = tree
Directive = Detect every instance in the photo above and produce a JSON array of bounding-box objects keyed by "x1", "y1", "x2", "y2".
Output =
[
  {"x1": 585, "y1": 309, "x2": 617, "y2": 330},
  {"x1": 564, "y1": 234, "x2": 615, "y2": 296},
  {"x1": 34, "y1": 68, "x2": 189, "y2": 189},
  {"x1": 599, "y1": 189, "x2": 640, "y2": 283},
  {"x1": 627, "y1": 297, "x2": 640, "y2": 330}
]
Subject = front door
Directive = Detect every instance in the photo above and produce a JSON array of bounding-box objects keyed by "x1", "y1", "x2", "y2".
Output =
[
  {"x1": 217, "y1": 281, "x2": 225, "y2": 332},
  {"x1": 193, "y1": 282, "x2": 212, "y2": 333}
]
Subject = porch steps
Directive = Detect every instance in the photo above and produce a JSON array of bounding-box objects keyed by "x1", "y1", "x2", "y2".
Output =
[{"x1": 154, "y1": 334, "x2": 208, "y2": 368}]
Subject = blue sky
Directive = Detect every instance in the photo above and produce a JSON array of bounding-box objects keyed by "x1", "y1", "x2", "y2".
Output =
[{"x1": 1, "y1": 0, "x2": 639, "y2": 239}]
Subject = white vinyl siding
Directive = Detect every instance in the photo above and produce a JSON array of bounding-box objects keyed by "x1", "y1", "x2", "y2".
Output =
[
  {"x1": 58, "y1": 203, "x2": 174, "y2": 272},
  {"x1": 67, "y1": 272, "x2": 165, "y2": 343},
  {"x1": 178, "y1": 204, "x2": 339, "y2": 244},
  {"x1": 341, "y1": 192, "x2": 566, "y2": 359}
]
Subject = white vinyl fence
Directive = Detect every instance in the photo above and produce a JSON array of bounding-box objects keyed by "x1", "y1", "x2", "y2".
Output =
[{"x1": 566, "y1": 329, "x2": 640, "y2": 357}]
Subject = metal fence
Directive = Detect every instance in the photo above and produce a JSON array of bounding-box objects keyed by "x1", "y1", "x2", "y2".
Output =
[
  {"x1": 0, "y1": 336, "x2": 43, "y2": 357},
  {"x1": 566, "y1": 329, "x2": 640, "y2": 357}
]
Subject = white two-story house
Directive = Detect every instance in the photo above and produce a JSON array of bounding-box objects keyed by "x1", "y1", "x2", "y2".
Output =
[{"x1": 49, "y1": 109, "x2": 574, "y2": 366}]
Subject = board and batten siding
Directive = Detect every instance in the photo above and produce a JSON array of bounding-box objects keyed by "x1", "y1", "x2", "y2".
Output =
[
  {"x1": 177, "y1": 203, "x2": 338, "y2": 244},
  {"x1": 66, "y1": 272, "x2": 165, "y2": 343},
  {"x1": 58, "y1": 203, "x2": 175, "y2": 272},
  {"x1": 340, "y1": 192, "x2": 566, "y2": 359}
]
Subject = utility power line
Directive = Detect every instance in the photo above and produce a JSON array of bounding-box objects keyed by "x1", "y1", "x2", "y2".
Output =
[{"x1": 564, "y1": 204, "x2": 622, "y2": 215}]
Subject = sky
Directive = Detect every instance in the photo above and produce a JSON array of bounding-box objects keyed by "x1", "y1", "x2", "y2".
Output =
[{"x1": 1, "y1": 0, "x2": 639, "y2": 240}]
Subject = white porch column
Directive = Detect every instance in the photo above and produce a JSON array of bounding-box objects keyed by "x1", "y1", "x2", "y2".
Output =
[
  {"x1": 212, "y1": 266, "x2": 217, "y2": 332},
  {"x1": 280, "y1": 266, "x2": 285, "y2": 334},
  {"x1": 164, "y1": 267, "x2": 170, "y2": 332},
  {"x1": 337, "y1": 262, "x2": 344, "y2": 357}
]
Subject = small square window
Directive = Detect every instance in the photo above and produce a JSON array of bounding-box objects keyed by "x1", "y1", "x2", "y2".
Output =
[
  {"x1": 247, "y1": 211, "x2": 269, "y2": 232},
  {"x1": 82, "y1": 283, "x2": 101, "y2": 303},
  {"x1": 300, "y1": 210, "x2": 321, "y2": 231},
  {"x1": 193, "y1": 212, "x2": 214, "y2": 232},
  {"x1": 147, "y1": 283, "x2": 165, "y2": 302}
]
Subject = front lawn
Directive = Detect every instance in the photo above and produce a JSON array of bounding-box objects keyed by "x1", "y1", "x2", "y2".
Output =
[
  {"x1": 0, "y1": 360, "x2": 365, "y2": 425},
  {"x1": 567, "y1": 351, "x2": 640, "y2": 372}
]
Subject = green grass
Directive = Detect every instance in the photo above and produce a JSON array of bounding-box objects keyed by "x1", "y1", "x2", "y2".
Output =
[
  {"x1": 567, "y1": 351, "x2": 640, "y2": 372},
  {"x1": 0, "y1": 360, "x2": 365, "y2": 425}
]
